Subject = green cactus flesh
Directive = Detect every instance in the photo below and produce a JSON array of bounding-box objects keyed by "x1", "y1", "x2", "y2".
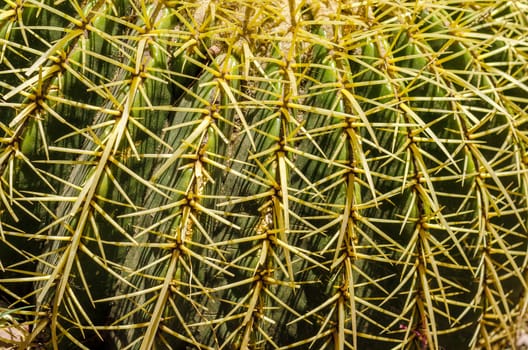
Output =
[{"x1": 0, "y1": 1, "x2": 527, "y2": 349}]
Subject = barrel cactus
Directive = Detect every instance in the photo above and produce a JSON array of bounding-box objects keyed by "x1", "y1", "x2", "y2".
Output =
[{"x1": 1, "y1": 0, "x2": 527, "y2": 349}]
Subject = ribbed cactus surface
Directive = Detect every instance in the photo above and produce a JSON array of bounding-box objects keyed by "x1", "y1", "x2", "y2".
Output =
[{"x1": 1, "y1": 1, "x2": 528, "y2": 349}]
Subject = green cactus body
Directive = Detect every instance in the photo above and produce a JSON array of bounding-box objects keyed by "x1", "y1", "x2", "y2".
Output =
[{"x1": 0, "y1": 1, "x2": 527, "y2": 349}]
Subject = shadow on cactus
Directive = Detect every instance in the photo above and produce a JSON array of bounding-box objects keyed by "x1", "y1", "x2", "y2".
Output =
[{"x1": 0, "y1": 0, "x2": 528, "y2": 349}]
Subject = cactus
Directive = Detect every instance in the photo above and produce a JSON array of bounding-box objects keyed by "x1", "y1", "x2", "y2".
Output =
[{"x1": 0, "y1": 0, "x2": 528, "y2": 349}]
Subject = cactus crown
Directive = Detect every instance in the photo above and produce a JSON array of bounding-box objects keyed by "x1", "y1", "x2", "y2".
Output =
[{"x1": 0, "y1": 0, "x2": 528, "y2": 349}]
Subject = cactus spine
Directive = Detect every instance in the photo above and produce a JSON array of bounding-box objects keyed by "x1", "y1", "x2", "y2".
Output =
[{"x1": 0, "y1": 1, "x2": 527, "y2": 349}]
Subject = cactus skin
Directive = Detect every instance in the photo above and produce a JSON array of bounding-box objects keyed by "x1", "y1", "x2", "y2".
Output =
[{"x1": 0, "y1": 1, "x2": 527, "y2": 349}]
